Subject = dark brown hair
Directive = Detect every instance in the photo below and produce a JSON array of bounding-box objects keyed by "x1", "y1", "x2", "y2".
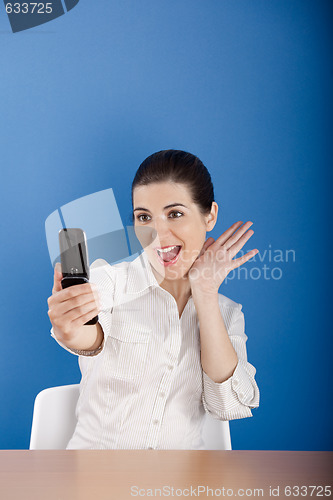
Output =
[{"x1": 131, "y1": 149, "x2": 214, "y2": 223}]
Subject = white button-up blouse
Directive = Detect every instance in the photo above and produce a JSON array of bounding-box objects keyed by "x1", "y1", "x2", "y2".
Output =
[{"x1": 51, "y1": 251, "x2": 260, "y2": 449}]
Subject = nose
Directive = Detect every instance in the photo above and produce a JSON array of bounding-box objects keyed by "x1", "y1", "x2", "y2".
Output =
[
  {"x1": 135, "y1": 216, "x2": 172, "y2": 249},
  {"x1": 135, "y1": 215, "x2": 177, "y2": 250},
  {"x1": 150, "y1": 216, "x2": 174, "y2": 245}
]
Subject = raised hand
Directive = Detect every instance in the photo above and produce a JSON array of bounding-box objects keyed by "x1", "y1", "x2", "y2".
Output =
[{"x1": 188, "y1": 221, "x2": 258, "y2": 296}]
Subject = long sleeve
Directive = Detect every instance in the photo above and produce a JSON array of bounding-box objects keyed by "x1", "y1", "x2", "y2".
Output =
[
  {"x1": 50, "y1": 259, "x2": 116, "y2": 357},
  {"x1": 201, "y1": 303, "x2": 260, "y2": 421}
]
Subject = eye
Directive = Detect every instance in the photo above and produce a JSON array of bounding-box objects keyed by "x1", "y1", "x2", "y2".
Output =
[
  {"x1": 135, "y1": 210, "x2": 184, "y2": 223},
  {"x1": 169, "y1": 210, "x2": 183, "y2": 218},
  {"x1": 136, "y1": 214, "x2": 151, "y2": 222}
]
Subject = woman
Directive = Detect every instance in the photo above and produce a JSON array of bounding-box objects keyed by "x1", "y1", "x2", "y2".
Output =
[{"x1": 48, "y1": 149, "x2": 260, "y2": 449}]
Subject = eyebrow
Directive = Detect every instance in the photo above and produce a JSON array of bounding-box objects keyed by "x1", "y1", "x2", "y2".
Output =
[{"x1": 133, "y1": 203, "x2": 188, "y2": 213}]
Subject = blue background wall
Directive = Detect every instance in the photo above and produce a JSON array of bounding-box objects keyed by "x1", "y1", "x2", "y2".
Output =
[{"x1": 0, "y1": 0, "x2": 331, "y2": 450}]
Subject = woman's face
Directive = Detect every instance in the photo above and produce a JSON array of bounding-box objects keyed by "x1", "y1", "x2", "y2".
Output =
[{"x1": 133, "y1": 181, "x2": 217, "y2": 281}]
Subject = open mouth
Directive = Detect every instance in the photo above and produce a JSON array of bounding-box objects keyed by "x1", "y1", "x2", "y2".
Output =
[{"x1": 155, "y1": 245, "x2": 182, "y2": 265}]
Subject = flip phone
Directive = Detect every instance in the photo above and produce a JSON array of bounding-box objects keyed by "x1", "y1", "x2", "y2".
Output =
[{"x1": 58, "y1": 228, "x2": 98, "y2": 325}]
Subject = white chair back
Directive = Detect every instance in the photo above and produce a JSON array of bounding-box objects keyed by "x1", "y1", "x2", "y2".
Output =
[
  {"x1": 30, "y1": 384, "x2": 232, "y2": 450},
  {"x1": 30, "y1": 384, "x2": 79, "y2": 450}
]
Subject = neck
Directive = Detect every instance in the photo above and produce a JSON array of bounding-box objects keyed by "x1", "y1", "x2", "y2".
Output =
[{"x1": 150, "y1": 266, "x2": 192, "y2": 303}]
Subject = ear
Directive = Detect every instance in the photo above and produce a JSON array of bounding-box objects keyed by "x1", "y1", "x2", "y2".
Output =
[{"x1": 205, "y1": 202, "x2": 218, "y2": 232}]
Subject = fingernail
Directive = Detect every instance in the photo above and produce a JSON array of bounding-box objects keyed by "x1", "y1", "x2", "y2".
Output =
[{"x1": 54, "y1": 262, "x2": 62, "y2": 274}]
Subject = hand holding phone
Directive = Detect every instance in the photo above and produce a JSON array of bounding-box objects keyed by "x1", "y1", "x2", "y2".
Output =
[{"x1": 48, "y1": 264, "x2": 102, "y2": 353}]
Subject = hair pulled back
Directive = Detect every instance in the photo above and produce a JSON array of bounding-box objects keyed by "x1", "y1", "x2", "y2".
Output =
[{"x1": 131, "y1": 150, "x2": 214, "y2": 222}]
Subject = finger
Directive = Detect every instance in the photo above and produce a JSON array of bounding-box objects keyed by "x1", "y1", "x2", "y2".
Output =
[
  {"x1": 198, "y1": 237, "x2": 215, "y2": 258},
  {"x1": 55, "y1": 262, "x2": 62, "y2": 275},
  {"x1": 225, "y1": 221, "x2": 253, "y2": 251},
  {"x1": 228, "y1": 229, "x2": 255, "y2": 258},
  {"x1": 214, "y1": 221, "x2": 244, "y2": 248},
  {"x1": 49, "y1": 298, "x2": 99, "y2": 330},
  {"x1": 230, "y1": 249, "x2": 259, "y2": 270},
  {"x1": 61, "y1": 299, "x2": 99, "y2": 324},
  {"x1": 52, "y1": 263, "x2": 63, "y2": 294},
  {"x1": 56, "y1": 283, "x2": 98, "y2": 304},
  {"x1": 52, "y1": 292, "x2": 100, "y2": 318},
  {"x1": 71, "y1": 305, "x2": 100, "y2": 330}
]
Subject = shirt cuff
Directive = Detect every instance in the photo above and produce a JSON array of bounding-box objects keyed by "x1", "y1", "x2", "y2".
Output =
[{"x1": 202, "y1": 360, "x2": 260, "y2": 420}]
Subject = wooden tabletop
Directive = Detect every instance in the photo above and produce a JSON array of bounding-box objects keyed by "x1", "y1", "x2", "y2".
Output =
[{"x1": 0, "y1": 450, "x2": 332, "y2": 500}]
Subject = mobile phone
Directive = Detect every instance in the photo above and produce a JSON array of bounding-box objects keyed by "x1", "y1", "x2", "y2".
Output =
[{"x1": 58, "y1": 228, "x2": 98, "y2": 325}]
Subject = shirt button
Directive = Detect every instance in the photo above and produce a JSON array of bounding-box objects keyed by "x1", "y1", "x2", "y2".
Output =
[
  {"x1": 159, "y1": 392, "x2": 165, "y2": 398},
  {"x1": 168, "y1": 365, "x2": 173, "y2": 371},
  {"x1": 233, "y1": 378, "x2": 239, "y2": 386},
  {"x1": 239, "y1": 392, "x2": 245, "y2": 400},
  {"x1": 148, "y1": 447, "x2": 154, "y2": 450},
  {"x1": 153, "y1": 419, "x2": 159, "y2": 425}
]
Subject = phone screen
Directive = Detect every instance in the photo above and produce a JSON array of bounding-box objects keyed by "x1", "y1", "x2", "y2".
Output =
[{"x1": 59, "y1": 228, "x2": 89, "y2": 278}]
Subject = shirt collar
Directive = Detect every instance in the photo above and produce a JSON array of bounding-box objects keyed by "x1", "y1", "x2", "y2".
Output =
[{"x1": 126, "y1": 251, "x2": 161, "y2": 294}]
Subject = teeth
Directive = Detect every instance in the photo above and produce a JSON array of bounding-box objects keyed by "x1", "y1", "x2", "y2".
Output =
[{"x1": 157, "y1": 245, "x2": 179, "y2": 253}]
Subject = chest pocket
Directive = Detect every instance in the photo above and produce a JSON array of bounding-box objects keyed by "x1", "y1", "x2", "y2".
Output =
[{"x1": 104, "y1": 320, "x2": 151, "y2": 381}]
